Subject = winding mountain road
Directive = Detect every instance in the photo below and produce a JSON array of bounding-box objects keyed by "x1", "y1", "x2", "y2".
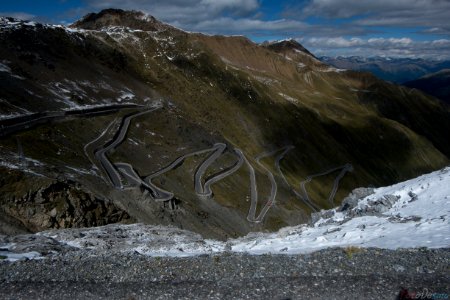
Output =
[
  {"x1": 84, "y1": 103, "x2": 352, "y2": 223},
  {"x1": 0, "y1": 104, "x2": 140, "y2": 138},
  {"x1": 273, "y1": 146, "x2": 320, "y2": 211},
  {"x1": 299, "y1": 163, "x2": 353, "y2": 208},
  {"x1": 243, "y1": 147, "x2": 290, "y2": 223},
  {"x1": 194, "y1": 143, "x2": 227, "y2": 195},
  {"x1": 199, "y1": 149, "x2": 244, "y2": 198},
  {"x1": 91, "y1": 104, "x2": 162, "y2": 189},
  {"x1": 84, "y1": 117, "x2": 119, "y2": 177},
  {"x1": 143, "y1": 144, "x2": 227, "y2": 201},
  {"x1": 113, "y1": 162, "x2": 170, "y2": 200}
]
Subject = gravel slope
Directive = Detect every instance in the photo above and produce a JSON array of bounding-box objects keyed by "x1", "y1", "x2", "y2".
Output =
[{"x1": 1, "y1": 248, "x2": 449, "y2": 299}]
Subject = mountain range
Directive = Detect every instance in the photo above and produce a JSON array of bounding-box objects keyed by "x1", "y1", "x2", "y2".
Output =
[
  {"x1": 0, "y1": 9, "x2": 449, "y2": 239},
  {"x1": 404, "y1": 69, "x2": 450, "y2": 105},
  {"x1": 320, "y1": 55, "x2": 450, "y2": 84}
]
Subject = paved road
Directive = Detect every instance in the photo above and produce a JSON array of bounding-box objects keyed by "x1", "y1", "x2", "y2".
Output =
[
  {"x1": 143, "y1": 144, "x2": 225, "y2": 201},
  {"x1": 194, "y1": 143, "x2": 227, "y2": 195},
  {"x1": 0, "y1": 104, "x2": 140, "y2": 137},
  {"x1": 243, "y1": 147, "x2": 284, "y2": 223},
  {"x1": 199, "y1": 149, "x2": 244, "y2": 198},
  {"x1": 299, "y1": 163, "x2": 353, "y2": 208},
  {"x1": 113, "y1": 162, "x2": 171, "y2": 200},
  {"x1": 274, "y1": 145, "x2": 295, "y2": 188},
  {"x1": 90, "y1": 104, "x2": 162, "y2": 189},
  {"x1": 84, "y1": 117, "x2": 119, "y2": 181},
  {"x1": 85, "y1": 107, "x2": 352, "y2": 222},
  {"x1": 273, "y1": 145, "x2": 320, "y2": 212},
  {"x1": 116, "y1": 144, "x2": 244, "y2": 201}
]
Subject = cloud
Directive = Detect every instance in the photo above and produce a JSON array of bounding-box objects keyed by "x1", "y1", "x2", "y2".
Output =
[
  {"x1": 79, "y1": 0, "x2": 309, "y2": 36},
  {"x1": 189, "y1": 17, "x2": 308, "y2": 34},
  {"x1": 199, "y1": 0, "x2": 259, "y2": 15},
  {"x1": 82, "y1": 0, "x2": 260, "y2": 24},
  {"x1": 0, "y1": 12, "x2": 36, "y2": 20},
  {"x1": 302, "y1": 37, "x2": 450, "y2": 59},
  {"x1": 58, "y1": 0, "x2": 449, "y2": 59},
  {"x1": 301, "y1": 0, "x2": 450, "y2": 35},
  {"x1": 306, "y1": 37, "x2": 364, "y2": 48}
]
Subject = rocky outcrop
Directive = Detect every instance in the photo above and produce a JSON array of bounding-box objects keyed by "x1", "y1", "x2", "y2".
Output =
[
  {"x1": 347, "y1": 194, "x2": 400, "y2": 217},
  {"x1": 311, "y1": 187, "x2": 402, "y2": 226},
  {"x1": 0, "y1": 181, "x2": 132, "y2": 234},
  {"x1": 339, "y1": 187, "x2": 375, "y2": 212}
]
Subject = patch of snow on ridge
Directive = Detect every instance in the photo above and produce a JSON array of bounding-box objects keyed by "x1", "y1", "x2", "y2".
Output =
[
  {"x1": 0, "y1": 61, "x2": 25, "y2": 80},
  {"x1": 278, "y1": 92, "x2": 298, "y2": 104},
  {"x1": 1, "y1": 167, "x2": 449, "y2": 261},
  {"x1": 0, "y1": 62, "x2": 11, "y2": 73},
  {"x1": 0, "y1": 251, "x2": 42, "y2": 262},
  {"x1": 118, "y1": 90, "x2": 135, "y2": 102},
  {"x1": 319, "y1": 67, "x2": 347, "y2": 73}
]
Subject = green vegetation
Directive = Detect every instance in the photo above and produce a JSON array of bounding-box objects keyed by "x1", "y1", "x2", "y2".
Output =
[{"x1": 344, "y1": 246, "x2": 364, "y2": 259}]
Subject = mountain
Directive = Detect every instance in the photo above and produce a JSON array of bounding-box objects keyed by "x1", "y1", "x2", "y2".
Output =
[
  {"x1": 0, "y1": 10, "x2": 449, "y2": 239},
  {"x1": 261, "y1": 38, "x2": 317, "y2": 59},
  {"x1": 404, "y1": 69, "x2": 450, "y2": 104},
  {"x1": 320, "y1": 56, "x2": 450, "y2": 83}
]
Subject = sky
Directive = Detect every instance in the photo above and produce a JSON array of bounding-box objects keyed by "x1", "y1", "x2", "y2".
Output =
[{"x1": 1, "y1": 0, "x2": 450, "y2": 59}]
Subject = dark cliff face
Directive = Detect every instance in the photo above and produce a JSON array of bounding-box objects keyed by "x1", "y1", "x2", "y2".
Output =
[
  {"x1": 0, "y1": 10, "x2": 449, "y2": 239},
  {"x1": 321, "y1": 56, "x2": 450, "y2": 83},
  {"x1": 0, "y1": 176, "x2": 132, "y2": 235}
]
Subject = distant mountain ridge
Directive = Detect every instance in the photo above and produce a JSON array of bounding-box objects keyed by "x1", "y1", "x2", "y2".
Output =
[
  {"x1": 320, "y1": 56, "x2": 450, "y2": 83},
  {"x1": 404, "y1": 69, "x2": 450, "y2": 104},
  {"x1": 261, "y1": 39, "x2": 317, "y2": 59}
]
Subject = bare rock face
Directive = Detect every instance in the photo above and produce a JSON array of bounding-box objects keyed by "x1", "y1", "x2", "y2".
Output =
[
  {"x1": 339, "y1": 188, "x2": 375, "y2": 211},
  {"x1": 0, "y1": 181, "x2": 133, "y2": 234}
]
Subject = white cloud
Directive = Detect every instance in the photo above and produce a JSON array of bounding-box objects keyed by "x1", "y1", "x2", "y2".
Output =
[
  {"x1": 303, "y1": 37, "x2": 450, "y2": 59},
  {"x1": 0, "y1": 12, "x2": 36, "y2": 20},
  {"x1": 199, "y1": 0, "x2": 259, "y2": 15},
  {"x1": 65, "y1": 0, "x2": 450, "y2": 59},
  {"x1": 367, "y1": 37, "x2": 413, "y2": 46},
  {"x1": 84, "y1": 0, "x2": 260, "y2": 24},
  {"x1": 191, "y1": 17, "x2": 308, "y2": 33},
  {"x1": 301, "y1": 0, "x2": 450, "y2": 34},
  {"x1": 79, "y1": 0, "x2": 308, "y2": 36},
  {"x1": 307, "y1": 37, "x2": 364, "y2": 47}
]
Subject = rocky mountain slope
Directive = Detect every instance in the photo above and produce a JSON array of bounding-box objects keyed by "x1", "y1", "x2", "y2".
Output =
[
  {"x1": 2, "y1": 166, "x2": 448, "y2": 260},
  {"x1": 404, "y1": 69, "x2": 450, "y2": 105},
  {"x1": 0, "y1": 9, "x2": 449, "y2": 239},
  {"x1": 321, "y1": 56, "x2": 450, "y2": 83}
]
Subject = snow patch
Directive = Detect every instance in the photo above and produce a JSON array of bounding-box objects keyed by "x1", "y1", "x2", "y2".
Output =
[
  {"x1": 320, "y1": 67, "x2": 347, "y2": 73},
  {"x1": 278, "y1": 92, "x2": 298, "y2": 104},
  {"x1": 0, "y1": 251, "x2": 42, "y2": 262},
  {"x1": 118, "y1": 90, "x2": 135, "y2": 102}
]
